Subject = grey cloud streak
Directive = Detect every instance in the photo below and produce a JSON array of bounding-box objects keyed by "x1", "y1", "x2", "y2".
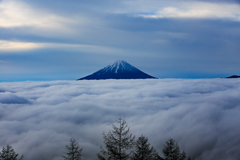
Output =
[{"x1": 0, "y1": 79, "x2": 240, "y2": 160}]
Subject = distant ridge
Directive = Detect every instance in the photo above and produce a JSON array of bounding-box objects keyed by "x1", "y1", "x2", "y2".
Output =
[
  {"x1": 225, "y1": 75, "x2": 240, "y2": 78},
  {"x1": 78, "y1": 60, "x2": 156, "y2": 80}
]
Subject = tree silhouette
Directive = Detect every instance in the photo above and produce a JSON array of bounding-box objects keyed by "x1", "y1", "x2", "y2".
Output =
[
  {"x1": 97, "y1": 117, "x2": 135, "y2": 160},
  {"x1": 131, "y1": 135, "x2": 163, "y2": 160},
  {"x1": 0, "y1": 145, "x2": 24, "y2": 160},
  {"x1": 187, "y1": 156, "x2": 192, "y2": 160},
  {"x1": 62, "y1": 138, "x2": 83, "y2": 160},
  {"x1": 162, "y1": 138, "x2": 186, "y2": 160}
]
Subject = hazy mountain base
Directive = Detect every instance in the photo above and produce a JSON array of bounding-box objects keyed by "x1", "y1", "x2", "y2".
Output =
[
  {"x1": 225, "y1": 75, "x2": 240, "y2": 78},
  {"x1": 0, "y1": 79, "x2": 240, "y2": 160}
]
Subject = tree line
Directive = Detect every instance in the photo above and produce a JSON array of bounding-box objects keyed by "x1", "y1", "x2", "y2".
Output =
[{"x1": 0, "y1": 117, "x2": 192, "y2": 160}]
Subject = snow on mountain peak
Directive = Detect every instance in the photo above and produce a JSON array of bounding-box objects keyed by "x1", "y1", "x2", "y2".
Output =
[{"x1": 105, "y1": 60, "x2": 138, "y2": 73}]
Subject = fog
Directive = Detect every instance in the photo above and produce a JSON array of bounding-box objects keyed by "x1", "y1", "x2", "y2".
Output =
[{"x1": 0, "y1": 79, "x2": 240, "y2": 160}]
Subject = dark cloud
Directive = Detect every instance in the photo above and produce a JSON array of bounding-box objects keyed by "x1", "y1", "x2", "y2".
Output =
[
  {"x1": 0, "y1": 92, "x2": 30, "y2": 104},
  {"x1": 1, "y1": 16, "x2": 240, "y2": 80},
  {"x1": 0, "y1": 79, "x2": 240, "y2": 160},
  {"x1": 1, "y1": 0, "x2": 240, "y2": 80}
]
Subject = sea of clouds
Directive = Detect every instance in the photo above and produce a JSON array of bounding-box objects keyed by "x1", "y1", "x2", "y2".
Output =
[{"x1": 0, "y1": 79, "x2": 240, "y2": 160}]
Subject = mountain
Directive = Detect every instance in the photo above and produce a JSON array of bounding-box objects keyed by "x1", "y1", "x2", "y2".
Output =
[
  {"x1": 78, "y1": 60, "x2": 156, "y2": 80},
  {"x1": 226, "y1": 75, "x2": 240, "y2": 78}
]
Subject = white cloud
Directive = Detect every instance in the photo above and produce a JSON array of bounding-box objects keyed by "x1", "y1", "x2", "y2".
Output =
[
  {"x1": 123, "y1": 1, "x2": 240, "y2": 20},
  {"x1": 0, "y1": 0, "x2": 71, "y2": 28},
  {"x1": 0, "y1": 0, "x2": 89, "y2": 38},
  {"x1": 1, "y1": 79, "x2": 240, "y2": 160},
  {"x1": 0, "y1": 40, "x2": 42, "y2": 51},
  {"x1": 0, "y1": 40, "x2": 124, "y2": 55}
]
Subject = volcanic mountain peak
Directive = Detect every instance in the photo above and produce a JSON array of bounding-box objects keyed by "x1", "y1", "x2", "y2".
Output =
[
  {"x1": 78, "y1": 60, "x2": 156, "y2": 80},
  {"x1": 101, "y1": 60, "x2": 139, "y2": 73}
]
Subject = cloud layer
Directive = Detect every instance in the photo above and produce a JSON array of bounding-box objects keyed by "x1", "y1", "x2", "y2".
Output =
[{"x1": 0, "y1": 79, "x2": 240, "y2": 160}]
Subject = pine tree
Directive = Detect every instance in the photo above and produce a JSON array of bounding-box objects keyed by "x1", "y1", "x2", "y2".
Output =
[
  {"x1": 187, "y1": 156, "x2": 192, "y2": 160},
  {"x1": 97, "y1": 117, "x2": 135, "y2": 160},
  {"x1": 180, "y1": 151, "x2": 186, "y2": 160},
  {"x1": 162, "y1": 138, "x2": 186, "y2": 160},
  {"x1": 0, "y1": 145, "x2": 24, "y2": 160},
  {"x1": 62, "y1": 138, "x2": 83, "y2": 160},
  {"x1": 131, "y1": 135, "x2": 163, "y2": 160},
  {"x1": 151, "y1": 148, "x2": 164, "y2": 160}
]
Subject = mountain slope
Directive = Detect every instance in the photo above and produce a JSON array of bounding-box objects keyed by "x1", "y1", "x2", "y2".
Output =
[
  {"x1": 226, "y1": 75, "x2": 240, "y2": 78},
  {"x1": 78, "y1": 60, "x2": 156, "y2": 80}
]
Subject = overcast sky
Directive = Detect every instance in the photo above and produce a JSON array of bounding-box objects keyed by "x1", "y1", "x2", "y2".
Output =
[
  {"x1": 1, "y1": 0, "x2": 240, "y2": 81},
  {"x1": 1, "y1": 79, "x2": 240, "y2": 160}
]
